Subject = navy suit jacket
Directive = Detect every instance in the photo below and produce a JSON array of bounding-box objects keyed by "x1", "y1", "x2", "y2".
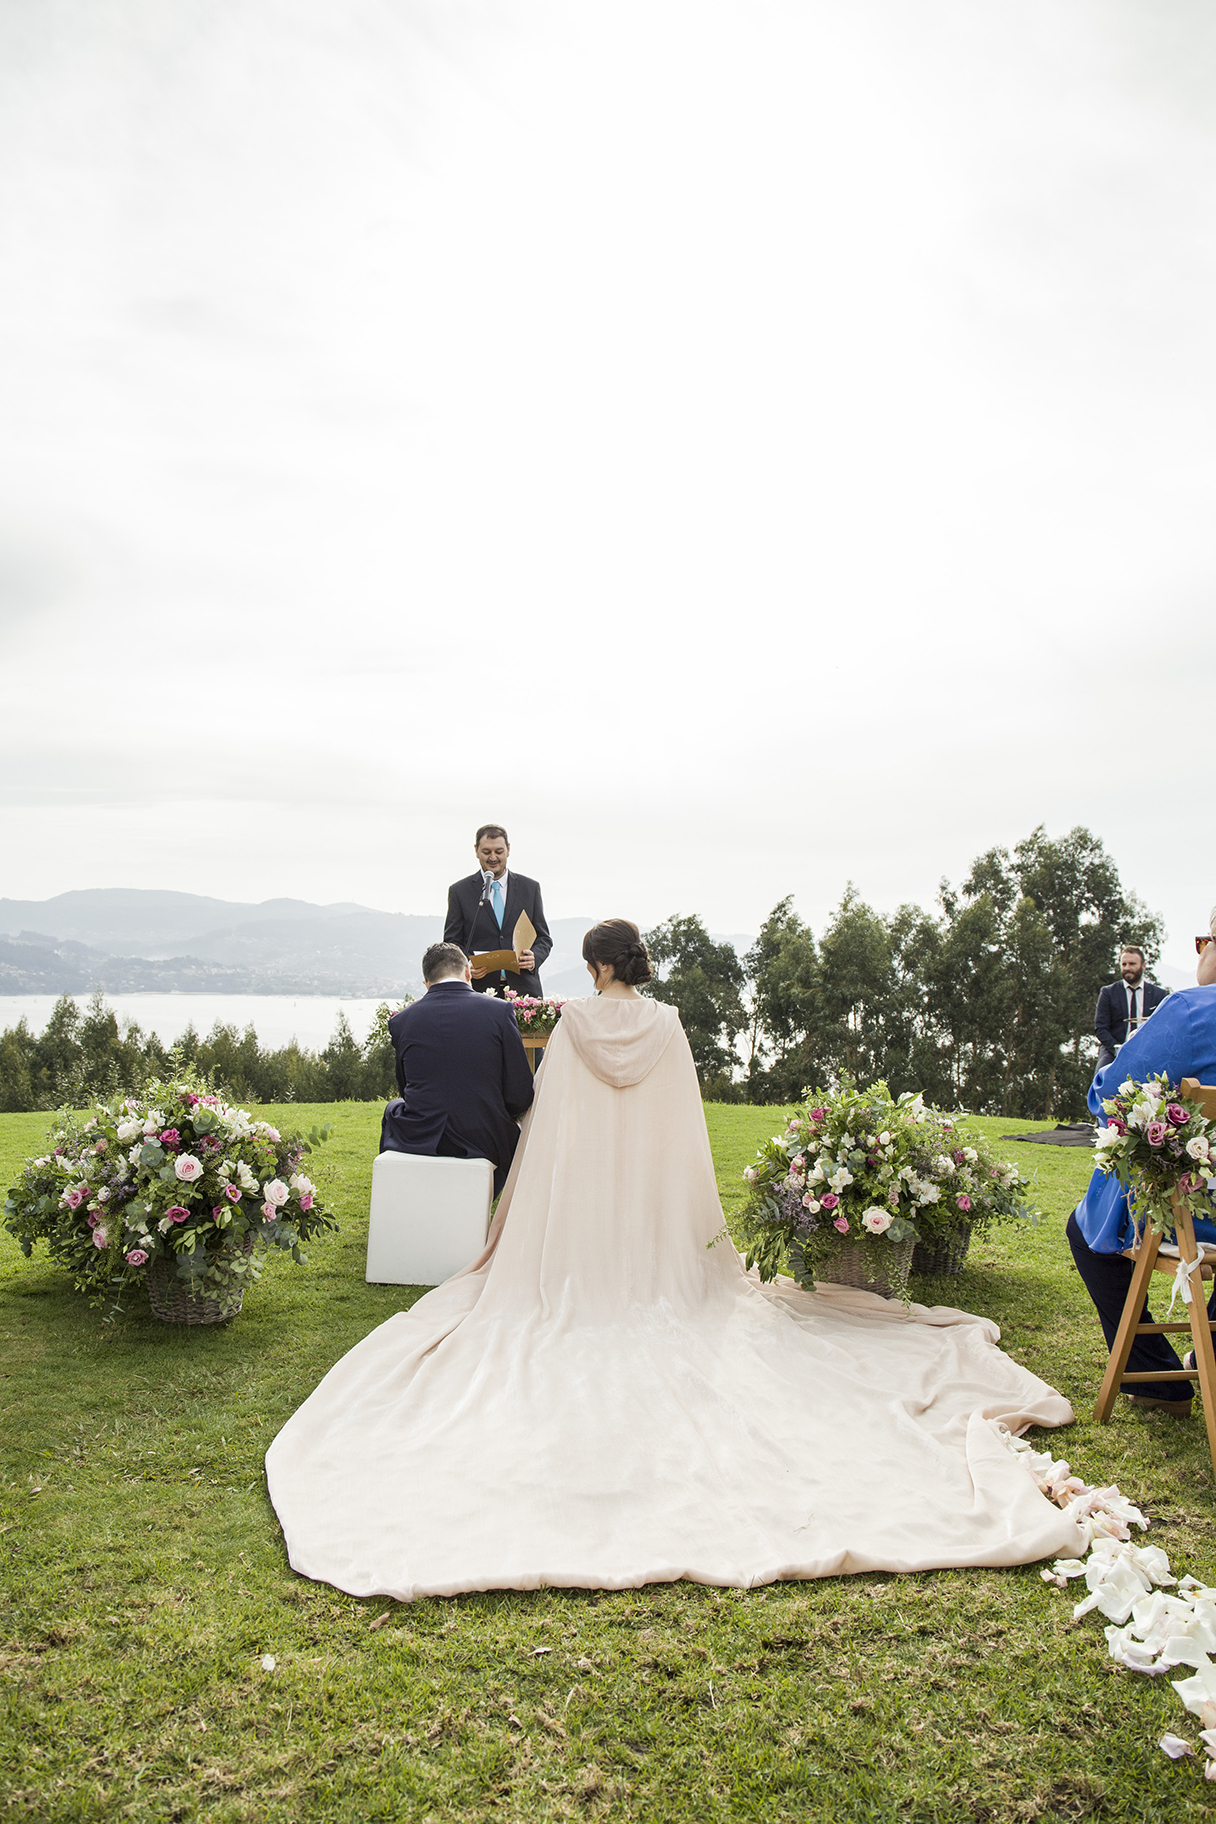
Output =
[
  {"x1": 1094, "y1": 978, "x2": 1169, "y2": 1053},
  {"x1": 444, "y1": 870, "x2": 553, "y2": 999},
  {"x1": 382, "y1": 981, "x2": 534, "y2": 1194}
]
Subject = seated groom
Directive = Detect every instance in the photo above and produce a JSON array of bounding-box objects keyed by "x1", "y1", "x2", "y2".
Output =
[
  {"x1": 1067, "y1": 917, "x2": 1216, "y2": 1414},
  {"x1": 380, "y1": 943, "x2": 535, "y2": 1196}
]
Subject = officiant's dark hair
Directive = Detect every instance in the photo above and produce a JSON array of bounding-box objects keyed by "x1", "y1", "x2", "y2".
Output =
[
  {"x1": 582, "y1": 919, "x2": 653, "y2": 987},
  {"x1": 476, "y1": 824, "x2": 508, "y2": 846},
  {"x1": 423, "y1": 942, "x2": 469, "y2": 983}
]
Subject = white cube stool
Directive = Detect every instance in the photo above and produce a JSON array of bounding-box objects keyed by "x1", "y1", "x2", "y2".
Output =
[{"x1": 365, "y1": 1151, "x2": 494, "y2": 1286}]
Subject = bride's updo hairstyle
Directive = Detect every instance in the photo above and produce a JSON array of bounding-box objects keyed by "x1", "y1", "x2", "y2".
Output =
[{"x1": 582, "y1": 918, "x2": 653, "y2": 987}]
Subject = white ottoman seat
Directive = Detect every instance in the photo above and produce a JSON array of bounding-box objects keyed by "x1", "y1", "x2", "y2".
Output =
[{"x1": 365, "y1": 1151, "x2": 494, "y2": 1287}]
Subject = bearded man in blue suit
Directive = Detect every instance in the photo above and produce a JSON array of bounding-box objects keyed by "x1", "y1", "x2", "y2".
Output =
[{"x1": 1067, "y1": 919, "x2": 1216, "y2": 1414}]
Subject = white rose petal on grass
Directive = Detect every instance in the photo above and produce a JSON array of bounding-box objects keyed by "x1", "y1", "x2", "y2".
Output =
[
  {"x1": 260, "y1": 1654, "x2": 276, "y2": 1672},
  {"x1": 1160, "y1": 1733, "x2": 1194, "y2": 1760}
]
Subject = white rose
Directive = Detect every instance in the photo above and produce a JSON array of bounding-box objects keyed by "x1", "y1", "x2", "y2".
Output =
[
  {"x1": 1095, "y1": 1128, "x2": 1123, "y2": 1151},
  {"x1": 255, "y1": 1122, "x2": 282, "y2": 1143},
  {"x1": 174, "y1": 1154, "x2": 203, "y2": 1182},
  {"x1": 862, "y1": 1207, "x2": 892, "y2": 1234},
  {"x1": 878, "y1": 1132, "x2": 891, "y2": 1147},
  {"x1": 918, "y1": 1185, "x2": 941, "y2": 1204},
  {"x1": 262, "y1": 1178, "x2": 290, "y2": 1206},
  {"x1": 963, "y1": 1147, "x2": 977, "y2": 1163},
  {"x1": 1186, "y1": 1136, "x2": 1211, "y2": 1161},
  {"x1": 934, "y1": 1155, "x2": 954, "y2": 1176},
  {"x1": 117, "y1": 1120, "x2": 140, "y2": 1142}
]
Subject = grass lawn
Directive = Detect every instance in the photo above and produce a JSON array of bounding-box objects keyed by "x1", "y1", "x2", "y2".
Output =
[{"x1": 4, "y1": 1102, "x2": 1216, "y2": 1821}]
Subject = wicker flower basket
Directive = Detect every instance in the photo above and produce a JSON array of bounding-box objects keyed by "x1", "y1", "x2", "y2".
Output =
[
  {"x1": 788, "y1": 1236, "x2": 916, "y2": 1301},
  {"x1": 911, "y1": 1224, "x2": 973, "y2": 1276},
  {"x1": 145, "y1": 1237, "x2": 256, "y2": 1325}
]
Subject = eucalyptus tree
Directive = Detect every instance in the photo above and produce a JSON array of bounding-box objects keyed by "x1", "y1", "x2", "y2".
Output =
[{"x1": 643, "y1": 913, "x2": 746, "y2": 1098}]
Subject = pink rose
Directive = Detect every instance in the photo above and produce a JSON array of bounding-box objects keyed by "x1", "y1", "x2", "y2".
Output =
[
  {"x1": 159, "y1": 1128, "x2": 181, "y2": 1149},
  {"x1": 180, "y1": 1091, "x2": 198, "y2": 1106},
  {"x1": 1109, "y1": 1119, "x2": 1127, "y2": 1135},
  {"x1": 125, "y1": 1248, "x2": 148, "y2": 1267},
  {"x1": 832, "y1": 1215, "x2": 850, "y2": 1234},
  {"x1": 174, "y1": 1154, "x2": 203, "y2": 1182},
  {"x1": 862, "y1": 1208, "x2": 892, "y2": 1234},
  {"x1": 299, "y1": 1192, "x2": 314, "y2": 1211},
  {"x1": 810, "y1": 1109, "x2": 826, "y2": 1122},
  {"x1": 64, "y1": 1187, "x2": 85, "y2": 1210},
  {"x1": 801, "y1": 1193, "x2": 813, "y2": 1209},
  {"x1": 956, "y1": 1194, "x2": 972, "y2": 1211},
  {"x1": 87, "y1": 1212, "x2": 100, "y2": 1229},
  {"x1": 1146, "y1": 1122, "x2": 1167, "y2": 1148},
  {"x1": 1180, "y1": 1172, "x2": 1203, "y2": 1195},
  {"x1": 212, "y1": 1205, "x2": 226, "y2": 1219},
  {"x1": 92, "y1": 1227, "x2": 108, "y2": 1248},
  {"x1": 224, "y1": 1183, "x2": 242, "y2": 1202},
  {"x1": 820, "y1": 1193, "x2": 839, "y2": 1210},
  {"x1": 94, "y1": 1139, "x2": 108, "y2": 1153},
  {"x1": 261, "y1": 1201, "x2": 277, "y2": 1221},
  {"x1": 166, "y1": 1205, "x2": 190, "y2": 1224},
  {"x1": 1166, "y1": 1104, "x2": 1189, "y2": 1127}
]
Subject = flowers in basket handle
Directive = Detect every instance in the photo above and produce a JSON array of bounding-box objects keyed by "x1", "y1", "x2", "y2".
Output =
[
  {"x1": 1093, "y1": 1073, "x2": 1216, "y2": 1232},
  {"x1": 737, "y1": 1080, "x2": 1032, "y2": 1288},
  {"x1": 2, "y1": 1077, "x2": 338, "y2": 1312}
]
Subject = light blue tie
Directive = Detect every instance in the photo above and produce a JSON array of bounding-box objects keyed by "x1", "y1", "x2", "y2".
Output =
[{"x1": 491, "y1": 879, "x2": 504, "y2": 929}]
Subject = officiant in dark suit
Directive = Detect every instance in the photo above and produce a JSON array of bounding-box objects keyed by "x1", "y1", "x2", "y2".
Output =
[
  {"x1": 444, "y1": 824, "x2": 553, "y2": 999},
  {"x1": 381, "y1": 943, "x2": 534, "y2": 1195},
  {"x1": 1094, "y1": 947, "x2": 1169, "y2": 1070}
]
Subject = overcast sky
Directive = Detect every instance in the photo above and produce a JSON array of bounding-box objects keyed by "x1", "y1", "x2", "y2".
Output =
[{"x1": 0, "y1": 0, "x2": 1211, "y2": 972}]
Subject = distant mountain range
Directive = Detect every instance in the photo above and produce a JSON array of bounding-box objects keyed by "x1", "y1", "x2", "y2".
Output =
[{"x1": 0, "y1": 889, "x2": 610, "y2": 1000}]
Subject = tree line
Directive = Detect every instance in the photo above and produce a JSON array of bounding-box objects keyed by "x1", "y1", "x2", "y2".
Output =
[
  {"x1": 0, "y1": 997, "x2": 401, "y2": 1113},
  {"x1": 0, "y1": 826, "x2": 1164, "y2": 1119},
  {"x1": 644, "y1": 825, "x2": 1163, "y2": 1118}
]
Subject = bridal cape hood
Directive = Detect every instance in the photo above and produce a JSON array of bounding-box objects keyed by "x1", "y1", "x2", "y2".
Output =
[{"x1": 266, "y1": 996, "x2": 1085, "y2": 1599}]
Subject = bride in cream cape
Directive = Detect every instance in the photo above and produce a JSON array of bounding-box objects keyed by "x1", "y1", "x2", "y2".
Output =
[{"x1": 266, "y1": 942, "x2": 1085, "y2": 1600}]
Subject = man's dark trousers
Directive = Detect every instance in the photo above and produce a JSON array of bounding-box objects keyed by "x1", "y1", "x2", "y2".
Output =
[{"x1": 1065, "y1": 1208, "x2": 1213, "y2": 1403}]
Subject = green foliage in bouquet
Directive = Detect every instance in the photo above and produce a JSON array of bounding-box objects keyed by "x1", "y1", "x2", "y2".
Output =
[
  {"x1": 737, "y1": 1080, "x2": 1032, "y2": 1284},
  {"x1": 3, "y1": 1074, "x2": 338, "y2": 1308},
  {"x1": 1092, "y1": 1072, "x2": 1216, "y2": 1233}
]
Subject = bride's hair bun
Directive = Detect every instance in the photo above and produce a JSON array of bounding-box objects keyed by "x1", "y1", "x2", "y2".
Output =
[{"x1": 582, "y1": 918, "x2": 654, "y2": 987}]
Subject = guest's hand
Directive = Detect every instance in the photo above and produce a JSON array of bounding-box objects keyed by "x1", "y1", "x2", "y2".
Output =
[
  {"x1": 471, "y1": 966, "x2": 488, "y2": 979},
  {"x1": 518, "y1": 950, "x2": 535, "y2": 972}
]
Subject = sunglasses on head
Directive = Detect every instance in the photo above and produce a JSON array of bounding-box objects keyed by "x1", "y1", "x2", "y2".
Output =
[{"x1": 1197, "y1": 936, "x2": 1214, "y2": 954}]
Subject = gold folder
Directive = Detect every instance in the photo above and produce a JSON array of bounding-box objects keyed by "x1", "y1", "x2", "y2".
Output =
[{"x1": 471, "y1": 911, "x2": 538, "y2": 977}]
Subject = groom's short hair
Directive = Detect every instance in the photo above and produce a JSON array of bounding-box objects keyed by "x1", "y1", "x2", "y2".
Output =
[
  {"x1": 423, "y1": 942, "x2": 469, "y2": 984},
  {"x1": 475, "y1": 823, "x2": 508, "y2": 846}
]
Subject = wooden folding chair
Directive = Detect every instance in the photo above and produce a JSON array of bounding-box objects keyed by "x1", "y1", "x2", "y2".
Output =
[{"x1": 1095, "y1": 1079, "x2": 1216, "y2": 1479}]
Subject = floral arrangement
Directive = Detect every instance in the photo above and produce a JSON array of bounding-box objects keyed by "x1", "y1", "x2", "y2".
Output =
[
  {"x1": 504, "y1": 992, "x2": 565, "y2": 1039},
  {"x1": 1093, "y1": 1073, "x2": 1216, "y2": 1232},
  {"x1": 3, "y1": 1077, "x2": 337, "y2": 1307},
  {"x1": 737, "y1": 1080, "x2": 1031, "y2": 1285}
]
